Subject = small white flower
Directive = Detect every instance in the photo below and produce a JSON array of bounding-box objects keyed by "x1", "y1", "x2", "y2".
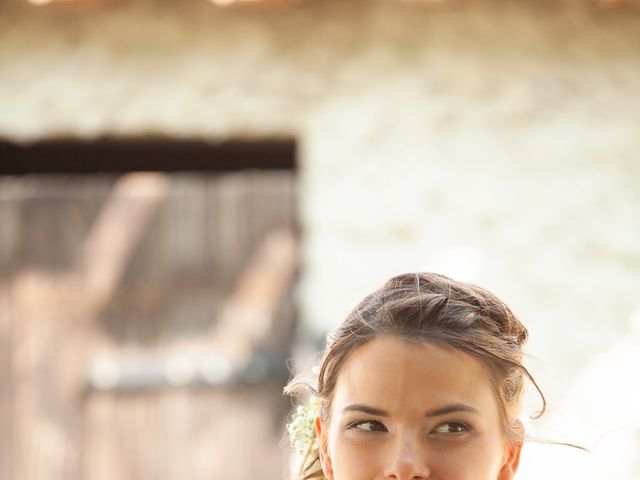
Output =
[{"x1": 287, "y1": 397, "x2": 322, "y2": 455}]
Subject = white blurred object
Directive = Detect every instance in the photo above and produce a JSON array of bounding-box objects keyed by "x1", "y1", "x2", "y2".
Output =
[
  {"x1": 519, "y1": 308, "x2": 640, "y2": 480},
  {"x1": 165, "y1": 355, "x2": 197, "y2": 387},
  {"x1": 629, "y1": 307, "x2": 640, "y2": 337},
  {"x1": 88, "y1": 356, "x2": 120, "y2": 391}
]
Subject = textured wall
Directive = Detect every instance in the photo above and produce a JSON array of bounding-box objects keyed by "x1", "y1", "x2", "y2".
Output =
[{"x1": 1, "y1": 0, "x2": 640, "y2": 478}]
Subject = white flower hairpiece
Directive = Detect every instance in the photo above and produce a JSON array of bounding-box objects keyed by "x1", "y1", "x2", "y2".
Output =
[{"x1": 286, "y1": 396, "x2": 322, "y2": 455}]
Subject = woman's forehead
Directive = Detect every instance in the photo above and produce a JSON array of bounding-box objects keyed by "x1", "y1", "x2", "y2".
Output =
[{"x1": 331, "y1": 336, "x2": 499, "y2": 415}]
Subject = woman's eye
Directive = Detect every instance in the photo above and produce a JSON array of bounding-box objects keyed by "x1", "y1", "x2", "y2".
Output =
[
  {"x1": 432, "y1": 422, "x2": 470, "y2": 435},
  {"x1": 348, "y1": 420, "x2": 387, "y2": 432}
]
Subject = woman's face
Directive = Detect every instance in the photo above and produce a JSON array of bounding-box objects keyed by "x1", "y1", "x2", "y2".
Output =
[{"x1": 315, "y1": 336, "x2": 521, "y2": 480}]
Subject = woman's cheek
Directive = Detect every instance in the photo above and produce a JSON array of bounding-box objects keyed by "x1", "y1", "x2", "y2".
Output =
[
  {"x1": 428, "y1": 436, "x2": 505, "y2": 480},
  {"x1": 331, "y1": 437, "x2": 382, "y2": 480}
]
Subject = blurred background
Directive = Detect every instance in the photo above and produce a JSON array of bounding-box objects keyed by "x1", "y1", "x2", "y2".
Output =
[{"x1": 0, "y1": 0, "x2": 639, "y2": 479}]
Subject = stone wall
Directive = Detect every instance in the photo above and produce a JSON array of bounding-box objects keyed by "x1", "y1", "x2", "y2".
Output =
[{"x1": 1, "y1": 0, "x2": 639, "y2": 478}]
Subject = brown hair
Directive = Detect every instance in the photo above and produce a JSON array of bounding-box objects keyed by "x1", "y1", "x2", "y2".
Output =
[{"x1": 285, "y1": 272, "x2": 545, "y2": 480}]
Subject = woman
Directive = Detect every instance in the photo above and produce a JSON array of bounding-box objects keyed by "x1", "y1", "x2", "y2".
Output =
[{"x1": 285, "y1": 272, "x2": 545, "y2": 480}]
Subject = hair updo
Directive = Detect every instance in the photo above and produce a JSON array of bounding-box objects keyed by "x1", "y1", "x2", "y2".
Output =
[{"x1": 285, "y1": 272, "x2": 545, "y2": 480}]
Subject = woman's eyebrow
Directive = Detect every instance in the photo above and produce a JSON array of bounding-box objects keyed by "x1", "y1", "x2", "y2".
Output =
[
  {"x1": 342, "y1": 404, "x2": 389, "y2": 416},
  {"x1": 424, "y1": 403, "x2": 480, "y2": 417},
  {"x1": 341, "y1": 403, "x2": 480, "y2": 417}
]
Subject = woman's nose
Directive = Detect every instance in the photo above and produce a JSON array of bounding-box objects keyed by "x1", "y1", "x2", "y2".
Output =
[{"x1": 384, "y1": 433, "x2": 431, "y2": 480}]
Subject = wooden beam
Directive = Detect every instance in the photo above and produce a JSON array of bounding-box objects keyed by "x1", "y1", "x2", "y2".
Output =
[
  {"x1": 0, "y1": 138, "x2": 296, "y2": 174},
  {"x1": 210, "y1": 228, "x2": 298, "y2": 366},
  {"x1": 76, "y1": 172, "x2": 169, "y2": 314}
]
